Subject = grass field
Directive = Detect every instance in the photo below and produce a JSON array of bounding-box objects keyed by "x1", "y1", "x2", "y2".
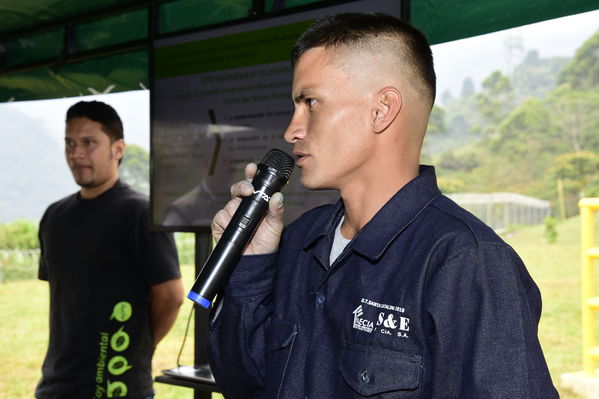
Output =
[
  {"x1": 504, "y1": 216, "x2": 588, "y2": 399},
  {"x1": 0, "y1": 216, "x2": 596, "y2": 398}
]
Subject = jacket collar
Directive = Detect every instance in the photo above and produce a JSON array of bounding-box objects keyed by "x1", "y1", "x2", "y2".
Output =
[{"x1": 303, "y1": 165, "x2": 441, "y2": 264}]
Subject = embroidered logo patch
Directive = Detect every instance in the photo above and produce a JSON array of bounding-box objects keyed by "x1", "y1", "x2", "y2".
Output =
[{"x1": 352, "y1": 298, "x2": 410, "y2": 339}]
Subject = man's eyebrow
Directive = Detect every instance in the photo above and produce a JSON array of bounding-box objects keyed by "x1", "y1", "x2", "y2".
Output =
[
  {"x1": 293, "y1": 87, "x2": 315, "y2": 103},
  {"x1": 64, "y1": 134, "x2": 96, "y2": 141}
]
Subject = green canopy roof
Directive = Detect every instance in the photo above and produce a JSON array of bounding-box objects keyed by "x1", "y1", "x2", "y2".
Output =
[{"x1": 0, "y1": 0, "x2": 597, "y2": 102}]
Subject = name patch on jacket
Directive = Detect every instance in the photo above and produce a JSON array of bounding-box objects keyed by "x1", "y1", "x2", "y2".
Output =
[{"x1": 352, "y1": 298, "x2": 410, "y2": 339}]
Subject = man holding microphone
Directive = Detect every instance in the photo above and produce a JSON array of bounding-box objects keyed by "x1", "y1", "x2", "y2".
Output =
[{"x1": 206, "y1": 13, "x2": 558, "y2": 399}]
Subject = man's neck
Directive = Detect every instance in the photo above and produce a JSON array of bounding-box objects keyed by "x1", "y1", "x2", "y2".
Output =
[
  {"x1": 339, "y1": 166, "x2": 418, "y2": 240},
  {"x1": 80, "y1": 175, "x2": 119, "y2": 199}
]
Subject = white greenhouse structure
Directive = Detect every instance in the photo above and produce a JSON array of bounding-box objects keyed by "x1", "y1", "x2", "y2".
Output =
[{"x1": 447, "y1": 192, "x2": 552, "y2": 233}]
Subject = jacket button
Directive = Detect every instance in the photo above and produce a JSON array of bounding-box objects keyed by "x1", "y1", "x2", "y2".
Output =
[
  {"x1": 316, "y1": 292, "x2": 325, "y2": 306},
  {"x1": 361, "y1": 370, "x2": 370, "y2": 383}
]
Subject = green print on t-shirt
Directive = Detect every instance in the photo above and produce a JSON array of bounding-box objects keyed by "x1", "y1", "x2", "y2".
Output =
[{"x1": 95, "y1": 301, "x2": 134, "y2": 398}]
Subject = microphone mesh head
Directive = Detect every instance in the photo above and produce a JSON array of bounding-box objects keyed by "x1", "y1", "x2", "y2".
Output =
[{"x1": 260, "y1": 149, "x2": 295, "y2": 181}]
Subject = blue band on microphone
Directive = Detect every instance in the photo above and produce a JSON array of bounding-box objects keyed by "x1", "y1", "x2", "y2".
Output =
[{"x1": 187, "y1": 291, "x2": 212, "y2": 308}]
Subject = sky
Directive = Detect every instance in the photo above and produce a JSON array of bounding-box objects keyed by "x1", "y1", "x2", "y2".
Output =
[{"x1": 2, "y1": 9, "x2": 598, "y2": 151}]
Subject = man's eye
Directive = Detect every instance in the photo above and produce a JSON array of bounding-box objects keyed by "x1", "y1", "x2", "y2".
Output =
[{"x1": 307, "y1": 98, "x2": 317, "y2": 108}]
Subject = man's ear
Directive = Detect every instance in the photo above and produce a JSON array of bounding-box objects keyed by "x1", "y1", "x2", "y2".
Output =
[
  {"x1": 113, "y1": 139, "x2": 125, "y2": 162},
  {"x1": 372, "y1": 87, "x2": 402, "y2": 133}
]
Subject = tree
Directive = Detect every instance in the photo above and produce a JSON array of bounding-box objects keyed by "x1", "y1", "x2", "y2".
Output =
[
  {"x1": 511, "y1": 50, "x2": 570, "y2": 102},
  {"x1": 476, "y1": 71, "x2": 515, "y2": 136},
  {"x1": 431, "y1": 84, "x2": 482, "y2": 155},
  {"x1": 475, "y1": 98, "x2": 564, "y2": 196},
  {"x1": 427, "y1": 105, "x2": 447, "y2": 136},
  {"x1": 437, "y1": 176, "x2": 468, "y2": 194},
  {"x1": 120, "y1": 144, "x2": 149, "y2": 195},
  {"x1": 461, "y1": 77, "x2": 475, "y2": 98},
  {"x1": 0, "y1": 220, "x2": 38, "y2": 249},
  {"x1": 438, "y1": 150, "x2": 478, "y2": 172},
  {"x1": 440, "y1": 89, "x2": 453, "y2": 104},
  {"x1": 546, "y1": 86, "x2": 599, "y2": 153},
  {"x1": 423, "y1": 105, "x2": 450, "y2": 156},
  {"x1": 558, "y1": 29, "x2": 599, "y2": 90},
  {"x1": 549, "y1": 151, "x2": 599, "y2": 198},
  {"x1": 493, "y1": 98, "x2": 564, "y2": 160}
]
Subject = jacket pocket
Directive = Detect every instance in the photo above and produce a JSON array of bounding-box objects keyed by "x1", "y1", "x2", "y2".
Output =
[
  {"x1": 339, "y1": 341, "x2": 423, "y2": 398},
  {"x1": 265, "y1": 318, "x2": 298, "y2": 398}
]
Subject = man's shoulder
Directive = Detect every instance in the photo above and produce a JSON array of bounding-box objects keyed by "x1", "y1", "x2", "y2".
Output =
[
  {"x1": 426, "y1": 194, "x2": 506, "y2": 246},
  {"x1": 111, "y1": 181, "x2": 149, "y2": 208},
  {"x1": 43, "y1": 192, "x2": 78, "y2": 217}
]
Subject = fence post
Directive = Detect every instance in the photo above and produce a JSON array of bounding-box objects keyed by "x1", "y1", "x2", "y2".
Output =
[{"x1": 579, "y1": 198, "x2": 599, "y2": 376}]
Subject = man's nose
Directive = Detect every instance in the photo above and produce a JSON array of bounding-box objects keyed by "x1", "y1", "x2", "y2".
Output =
[
  {"x1": 283, "y1": 110, "x2": 307, "y2": 143},
  {"x1": 67, "y1": 144, "x2": 84, "y2": 158}
]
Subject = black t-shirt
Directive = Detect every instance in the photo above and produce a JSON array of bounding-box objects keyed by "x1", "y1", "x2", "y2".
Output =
[{"x1": 36, "y1": 180, "x2": 180, "y2": 399}]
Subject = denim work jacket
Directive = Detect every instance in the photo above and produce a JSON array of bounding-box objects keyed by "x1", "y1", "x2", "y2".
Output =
[{"x1": 208, "y1": 166, "x2": 559, "y2": 399}]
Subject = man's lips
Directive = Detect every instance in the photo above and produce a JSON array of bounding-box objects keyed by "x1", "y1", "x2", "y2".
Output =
[
  {"x1": 71, "y1": 164, "x2": 91, "y2": 171},
  {"x1": 293, "y1": 151, "x2": 308, "y2": 166}
]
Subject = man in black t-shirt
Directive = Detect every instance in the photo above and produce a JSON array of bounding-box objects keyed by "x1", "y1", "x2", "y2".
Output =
[{"x1": 36, "y1": 101, "x2": 183, "y2": 399}]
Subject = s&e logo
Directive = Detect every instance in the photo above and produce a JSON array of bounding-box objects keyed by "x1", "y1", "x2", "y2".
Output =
[
  {"x1": 376, "y1": 311, "x2": 410, "y2": 338},
  {"x1": 353, "y1": 298, "x2": 411, "y2": 339}
]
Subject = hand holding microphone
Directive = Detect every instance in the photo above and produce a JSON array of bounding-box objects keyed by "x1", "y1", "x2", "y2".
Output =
[
  {"x1": 212, "y1": 163, "x2": 284, "y2": 255},
  {"x1": 188, "y1": 149, "x2": 295, "y2": 308}
]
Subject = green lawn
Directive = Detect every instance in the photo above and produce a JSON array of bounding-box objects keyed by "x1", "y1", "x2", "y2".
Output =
[
  {"x1": 502, "y1": 216, "x2": 592, "y2": 399},
  {"x1": 0, "y1": 216, "x2": 596, "y2": 398}
]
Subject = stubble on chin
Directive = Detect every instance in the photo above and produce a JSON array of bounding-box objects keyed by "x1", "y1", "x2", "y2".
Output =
[{"x1": 70, "y1": 168, "x2": 93, "y2": 188}]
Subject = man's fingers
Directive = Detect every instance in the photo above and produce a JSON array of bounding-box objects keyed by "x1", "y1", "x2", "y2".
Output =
[
  {"x1": 223, "y1": 197, "x2": 242, "y2": 217},
  {"x1": 244, "y1": 162, "x2": 257, "y2": 181},
  {"x1": 211, "y1": 206, "x2": 236, "y2": 241},
  {"x1": 215, "y1": 162, "x2": 283, "y2": 252},
  {"x1": 268, "y1": 192, "x2": 284, "y2": 215},
  {"x1": 263, "y1": 192, "x2": 285, "y2": 231},
  {"x1": 229, "y1": 163, "x2": 258, "y2": 199},
  {"x1": 211, "y1": 209, "x2": 229, "y2": 234},
  {"x1": 230, "y1": 181, "x2": 254, "y2": 199}
]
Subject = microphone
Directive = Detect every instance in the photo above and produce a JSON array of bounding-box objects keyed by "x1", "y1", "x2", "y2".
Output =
[{"x1": 187, "y1": 149, "x2": 295, "y2": 309}]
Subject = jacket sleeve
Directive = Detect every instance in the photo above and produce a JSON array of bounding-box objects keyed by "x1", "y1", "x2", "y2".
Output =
[
  {"x1": 207, "y1": 252, "x2": 278, "y2": 399},
  {"x1": 423, "y1": 242, "x2": 559, "y2": 398}
]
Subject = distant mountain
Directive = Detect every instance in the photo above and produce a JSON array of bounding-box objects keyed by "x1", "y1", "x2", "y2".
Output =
[
  {"x1": 0, "y1": 106, "x2": 77, "y2": 222},
  {"x1": 512, "y1": 50, "x2": 570, "y2": 102},
  {"x1": 424, "y1": 51, "x2": 572, "y2": 158}
]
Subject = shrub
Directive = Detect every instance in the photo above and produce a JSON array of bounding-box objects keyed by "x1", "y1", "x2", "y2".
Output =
[
  {"x1": 0, "y1": 220, "x2": 39, "y2": 250},
  {"x1": 544, "y1": 215, "x2": 558, "y2": 244}
]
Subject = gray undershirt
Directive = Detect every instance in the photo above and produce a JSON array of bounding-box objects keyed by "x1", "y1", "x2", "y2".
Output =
[{"x1": 330, "y1": 215, "x2": 351, "y2": 265}]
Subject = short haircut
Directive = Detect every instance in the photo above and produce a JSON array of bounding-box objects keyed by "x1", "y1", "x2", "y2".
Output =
[
  {"x1": 291, "y1": 12, "x2": 436, "y2": 106},
  {"x1": 66, "y1": 101, "x2": 124, "y2": 142}
]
